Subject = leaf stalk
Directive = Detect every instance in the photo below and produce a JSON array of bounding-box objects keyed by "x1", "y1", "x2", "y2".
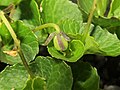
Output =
[
  {"x1": 33, "y1": 23, "x2": 61, "y2": 33},
  {"x1": 82, "y1": 0, "x2": 97, "y2": 43}
]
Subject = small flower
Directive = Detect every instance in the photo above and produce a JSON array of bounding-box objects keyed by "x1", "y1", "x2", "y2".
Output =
[
  {"x1": 53, "y1": 34, "x2": 68, "y2": 51},
  {"x1": 43, "y1": 31, "x2": 70, "y2": 51}
]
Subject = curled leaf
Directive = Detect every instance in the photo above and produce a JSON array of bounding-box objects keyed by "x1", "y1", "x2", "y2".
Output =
[{"x1": 48, "y1": 40, "x2": 85, "y2": 62}]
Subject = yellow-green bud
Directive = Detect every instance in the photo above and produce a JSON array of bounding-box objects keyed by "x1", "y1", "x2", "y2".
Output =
[{"x1": 53, "y1": 35, "x2": 68, "y2": 51}]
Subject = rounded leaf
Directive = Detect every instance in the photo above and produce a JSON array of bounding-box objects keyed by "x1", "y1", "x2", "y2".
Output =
[
  {"x1": 0, "y1": 64, "x2": 28, "y2": 90},
  {"x1": 30, "y1": 56, "x2": 73, "y2": 90}
]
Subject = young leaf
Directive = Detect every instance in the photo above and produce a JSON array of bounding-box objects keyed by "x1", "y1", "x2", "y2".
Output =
[
  {"x1": 84, "y1": 35, "x2": 100, "y2": 54},
  {"x1": 72, "y1": 61, "x2": 100, "y2": 90},
  {"x1": 30, "y1": 56, "x2": 73, "y2": 90},
  {"x1": 93, "y1": 26, "x2": 120, "y2": 56},
  {"x1": 0, "y1": 64, "x2": 28, "y2": 90},
  {"x1": 48, "y1": 40, "x2": 85, "y2": 62},
  {"x1": 0, "y1": 21, "x2": 39, "y2": 64},
  {"x1": 79, "y1": 23, "x2": 94, "y2": 34}
]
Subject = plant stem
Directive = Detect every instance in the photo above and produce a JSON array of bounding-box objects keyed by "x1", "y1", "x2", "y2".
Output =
[
  {"x1": 0, "y1": 11, "x2": 20, "y2": 48},
  {"x1": 18, "y1": 50, "x2": 34, "y2": 78},
  {"x1": 81, "y1": 0, "x2": 96, "y2": 43},
  {"x1": 0, "y1": 11, "x2": 34, "y2": 79},
  {"x1": 33, "y1": 23, "x2": 61, "y2": 33}
]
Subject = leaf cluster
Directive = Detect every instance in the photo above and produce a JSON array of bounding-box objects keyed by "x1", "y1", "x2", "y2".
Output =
[{"x1": 1, "y1": 0, "x2": 120, "y2": 90}]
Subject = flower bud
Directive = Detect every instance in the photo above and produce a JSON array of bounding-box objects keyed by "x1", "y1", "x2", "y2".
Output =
[{"x1": 53, "y1": 34, "x2": 68, "y2": 51}]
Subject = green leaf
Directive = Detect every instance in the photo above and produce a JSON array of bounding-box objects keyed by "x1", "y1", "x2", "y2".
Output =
[
  {"x1": 30, "y1": 56, "x2": 73, "y2": 90},
  {"x1": 41, "y1": 0, "x2": 82, "y2": 34},
  {"x1": 79, "y1": 23, "x2": 94, "y2": 34},
  {"x1": 0, "y1": 64, "x2": 28, "y2": 90},
  {"x1": 34, "y1": 30, "x2": 48, "y2": 45},
  {"x1": 77, "y1": 0, "x2": 108, "y2": 16},
  {"x1": 48, "y1": 40, "x2": 85, "y2": 62},
  {"x1": 77, "y1": 0, "x2": 94, "y2": 14},
  {"x1": 108, "y1": 0, "x2": 120, "y2": 17},
  {"x1": 59, "y1": 19, "x2": 82, "y2": 34},
  {"x1": 0, "y1": 21, "x2": 39, "y2": 64},
  {"x1": 112, "y1": 6, "x2": 120, "y2": 18},
  {"x1": 23, "y1": 78, "x2": 32, "y2": 90},
  {"x1": 115, "y1": 26, "x2": 120, "y2": 39},
  {"x1": 0, "y1": 23, "x2": 12, "y2": 44},
  {"x1": 0, "y1": 56, "x2": 72, "y2": 90},
  {"x1": 0, "y1": 36, "x2": 8, "y2": 63},
  {"x1": 32, "y1": 77, "x2": 46, "y2": 90},
  {"x1": 80, "y1": 7, "x2": 120, "y2": 28},
  {"x1": 93, "y1": 26, "x2": 120, "y2": 56},
  {"x1": 35, "y1": 0, "x2": 42, "y2": 6},
  {"x1": 93, "y1": 16, "x2": 120, "y2": 27},
  {"x1": 84, "y1": 35, "x2": 100, "y2": 54},
  {"x1": 96, "y1": 0, "x2": 109, "y2": 16},
  {"x1": 14, "y1": 0, "x2": 44, "y2": 45},
  {"x1": 72, "y1": 61, "x2": 100, "y2": 90},
  {"x1": 93, "y1": 0, "x2": 120, "y2": 27},
  {"x1": 0, "y1": 0, "x2": 22, "y2": 6},
  {"x1": 108, "y1": 0, "x2": 120, "y2": 18},
  {"x1": 12, "y1": 0, "x2": 41, "y2": 29},
  {"x1": 77, "y1": 0, "x2": 120, "y2": 28},
  {"x1": 23, "y1": 76, "x2": 47, "y2": 90}
]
